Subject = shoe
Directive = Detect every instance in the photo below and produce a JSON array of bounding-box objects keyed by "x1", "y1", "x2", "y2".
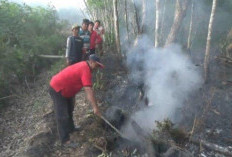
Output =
[{"x1": 64, "y1": 141, "x2": 79, "y2": 148}]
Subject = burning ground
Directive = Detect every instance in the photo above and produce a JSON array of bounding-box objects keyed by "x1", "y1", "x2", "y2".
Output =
[{"x1": 0, "y1": 46, "x2": 232, "y2": 156}]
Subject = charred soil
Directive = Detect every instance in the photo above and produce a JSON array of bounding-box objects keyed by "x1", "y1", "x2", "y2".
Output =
[{"x1": 0, "y1": 51, "x2": 232, "y2": 157}]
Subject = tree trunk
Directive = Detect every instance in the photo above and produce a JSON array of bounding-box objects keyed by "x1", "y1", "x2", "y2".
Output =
[
  {"x1": 103, "y1": 0, "x2": 109, "y2": 46},
  {"x1": 187, "y1": 0, "x2": 194, "y2": 51},
  {"x1": 105, "y1": 0, "x2": 114, "y2": 45},
  {"x1": 111, "y1": 10, "x2": 114, "y2": 44},
  {"x1": 107, "y1": 0, "x2": 114, "y2": 45},
  {"x1": 125, "y1": 0, "x2": 129, "y2": 41},
  {"x1": 132, "y1": 0, "x2": 140, "y2": 35},
  {"x1": 155, "y1": 0, "x2": 160, "y2": 48},
  {"x1": 113, "y1": 0, "x2": 121, "y2": 54},
  {"x1": 165, "y1": 0, "x2": 189, "y2": 46},
  {"x1": 140, "y1": 0, "x2": 146, "y2": 34},
  {"x1": 83, "y1": 0, "x2": 94, "y2": 20},
  {"x1": 204, "y1": 0, "x2": 217, "y2": 82},
  {"x1": 160, "y1": 0, "x2": 167, "y2": 42},
  {"x1": 103, "y1": 6, "x2": 108, "y2": 32}
]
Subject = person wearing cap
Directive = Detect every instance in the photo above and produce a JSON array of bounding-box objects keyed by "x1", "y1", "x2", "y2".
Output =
[
  {"x1": 65, "y1": 25, "x2": 83, "y2": 65},
  {"x1": 49, "y1": 54, "x2": 104, "y2": 144},
  {"x1": 79, "y1": 19, "x2": 91, "y2": 60}
]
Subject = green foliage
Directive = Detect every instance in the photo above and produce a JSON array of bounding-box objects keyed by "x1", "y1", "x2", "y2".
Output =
[
  {"x1": 0, "y1": 0, "x2": 67, "y2": 99},
  {"x1": 93, "y1": 70, "x2": 104, "y2": 90},
  {"x1": 86, "y1": 0, "x2": 114, "y2": 47},
  {"x1": 154, "y1": 119, "x2": 188, "y2": 144},
  {"x1": 219, "y1": 28, "x2": 232, "y2": 57},
  {"x1": 155, "y1": 118, "x2": 174, "y2": 132},
  {"x1": 49, "y1": 59, "x2": 66, "y2": 76},
  {"x1": 219, "y1": 38, "x2": 230, "y2": 54},
  {"x1": 104, "y1": 32, "x2": 115, "y2": 47},
  {"x1": 87, "y1": 0, "x2": 105, "y2": 10}
]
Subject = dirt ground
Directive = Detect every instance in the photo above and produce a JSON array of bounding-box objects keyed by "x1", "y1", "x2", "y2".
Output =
[
  {"x1": 0, "y1": 51, "x2": 232, "y2": 157},
  {"x1": 0, "y1": 53, "x2": 133, "y2": 157}
]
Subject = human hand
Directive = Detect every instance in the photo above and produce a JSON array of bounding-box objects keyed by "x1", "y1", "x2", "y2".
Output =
[
  {"x1": 82, "y1": 48, "x2": 87, "y2": 54},
  {"x1": 66, "y1": 59, "x2": 70, "y2": 65},
  {"x1": 93, "y1": 107, "x2": 101, "y2": 117}
]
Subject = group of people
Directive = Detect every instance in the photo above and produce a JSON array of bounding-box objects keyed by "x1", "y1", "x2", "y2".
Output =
[
  {"x1": 65, "y1": 19, "x2": 104, "y2": 65},
  {"x1": 49, "y1": 19, "x2": 105, "y2": 145}
]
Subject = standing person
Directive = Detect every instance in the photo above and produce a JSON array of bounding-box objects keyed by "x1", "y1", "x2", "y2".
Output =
[
  {"x1": 88, "y1": 21, "x2": 102, "y2": 55},
  {"x1": 94, "y1": 20, "x2": 104, "y2": 56},
  {"x1": 79, "y1": 19, "x2": 90, "y2": 60},
  {"x1": 49, "y1": 54, "x2": 104, "y2": 145},
  {"x1": 65, "y1": 25, "x2": 83, "y2": 65}
]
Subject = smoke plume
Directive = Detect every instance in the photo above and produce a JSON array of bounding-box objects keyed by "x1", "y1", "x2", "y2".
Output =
[{"x1": 122, "y1": 36, "x2": 203, "y2": 139}]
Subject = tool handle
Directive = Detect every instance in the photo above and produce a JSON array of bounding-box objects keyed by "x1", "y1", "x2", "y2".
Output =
[{"x1": 100, "y1": 116, "x2": 124, "y2": 137}]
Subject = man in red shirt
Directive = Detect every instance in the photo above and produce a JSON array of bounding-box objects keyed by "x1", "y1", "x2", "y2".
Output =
[
  {"x1": 94, "y1": 20, "x2": 104, "y2": 56},
  {"x1": 49, "y1": 54, "x2": 104, "y2": 144},
  {"x1": 88, "y1": 21, "x2": 102, "y2": 55}
]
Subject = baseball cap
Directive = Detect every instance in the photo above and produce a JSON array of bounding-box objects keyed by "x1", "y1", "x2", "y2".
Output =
[
  {"x1": 89, "y1": 54, "x2": 105, "y2": 68},
  {"x1": 72, "y1": 24, "x2": 80, "y2": 30}
]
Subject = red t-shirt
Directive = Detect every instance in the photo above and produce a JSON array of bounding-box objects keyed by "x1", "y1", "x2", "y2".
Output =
[
  {"x1": 90, "y1": 30, "x2": 102, "y2": 49},
  {"x1": 50, "y1": 61, "x2": 92, "y2": 98}
]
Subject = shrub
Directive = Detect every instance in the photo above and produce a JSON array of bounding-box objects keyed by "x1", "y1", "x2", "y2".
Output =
[{"x1": 0, "y1": 0, "x2": 68, "y2": 102}]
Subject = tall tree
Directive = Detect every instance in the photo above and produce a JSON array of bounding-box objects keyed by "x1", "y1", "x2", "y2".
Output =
[
  {"x1": 187, "y1": 0, "x2": 194, "y2": 51},
  {"x1": 132, "y1": 0, "x2": 140, "y2": 35},
  {"x1": 155, "y1": 0, "x2": 160, "y2": 47},
  {"x1": 124, "y1": 0, "x2": 129, "y2": 41},
  {"x1": 160, "y1": 0, "x2": 167, "y2": 41},
  {"x1": 83, "y1": 0, "x2": 94, "y2": 20},
  {"x1": 165, "y1": 0, "x2": 189, "y2": 46},
  {"x1": 113, "y1": 0, "x2": 121, "y2": 54},
  {"x1": 204, "y1": 0, "x2": 217, "y2": 82},
  {"x1": 140, "y1": 0, "x2": 146, "y2": 34}
]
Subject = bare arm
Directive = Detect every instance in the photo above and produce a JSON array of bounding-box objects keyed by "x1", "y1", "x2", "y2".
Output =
[
  {"x1": 65, "y1": 37, "x2": 71, "y2": 65},
  {"x1": 84, "y1": 86, "x2": 101, "y2": 116}
]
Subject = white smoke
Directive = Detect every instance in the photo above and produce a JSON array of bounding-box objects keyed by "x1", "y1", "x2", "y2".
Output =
[{"x1": 122, "y1": 36, "x2": 203, "y2": 138}]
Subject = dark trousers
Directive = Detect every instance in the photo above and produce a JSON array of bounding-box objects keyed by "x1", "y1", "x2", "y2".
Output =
[
  {"x1": 68, "y1": 58, "x2": 81, "y2": 65},
  {"x1": 49, "y1": 87, "x2": 75, "y2": 143},
  {"x1": 89, "y1": 49, "x2": 95, "y2": 55},
  {"x1": 82, "y1": 52, "x2": 89, "y2": 61},
  {"x1": 82, "y1": 49, "x2": 95, "y2": 61},
  {"x1": 96, "y1": 43, "x2": 103, "y2": 56}
]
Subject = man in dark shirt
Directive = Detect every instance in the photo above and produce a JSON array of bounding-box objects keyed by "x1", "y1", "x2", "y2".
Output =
[
  {"x1": 79, "y1": 19, "x2": 90, "y2": 60},
  {"x1": 65, "y1": 25, "x2": 83, "y2": 65}
]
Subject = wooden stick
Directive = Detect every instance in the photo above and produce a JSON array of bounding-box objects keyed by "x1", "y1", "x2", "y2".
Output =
[
  {"x1": 0, "y1": 95, "x2": 15, "y2": 101},
  {"x1": 100, "y1": 116, "x2": 125, "y2": 138},
  {"x1": 38, "y1": 55, "x2": 65, "y2": 58},
  {"x1": 189, "y1": 115, "x2": 197, "y2": 141},
  {"x1": 215, "y1": 56, "x2": 232, "y2": 63},
  {"x1": 190, "y1": 138, "x2": 232, "y2": 156}
]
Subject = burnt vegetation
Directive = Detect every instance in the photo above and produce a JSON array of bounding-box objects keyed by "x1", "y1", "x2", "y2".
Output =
[{"x1": 1, "y1": 0, "x2": 232, "y2": 157}]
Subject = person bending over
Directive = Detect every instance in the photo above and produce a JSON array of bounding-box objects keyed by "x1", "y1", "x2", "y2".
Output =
[{"x1": 49, "y1": 54, "x2": 104, "y2": 144}]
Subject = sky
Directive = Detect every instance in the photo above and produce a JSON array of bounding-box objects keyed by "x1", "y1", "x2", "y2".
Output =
[{"x1": 9, "y1": 0, "x2": 86, "y2": 10}]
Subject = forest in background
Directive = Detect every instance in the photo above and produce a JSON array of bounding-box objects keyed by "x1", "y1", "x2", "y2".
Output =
[
  {"x1": 1, "y1": 0, "x2": 232, "y2": 106},
  {"x1": 0, "y1": 0, "x2": 69, "y2": 105},
  {"x1": 85, "y1": 0, "x2": 232, "y2": 60}
]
